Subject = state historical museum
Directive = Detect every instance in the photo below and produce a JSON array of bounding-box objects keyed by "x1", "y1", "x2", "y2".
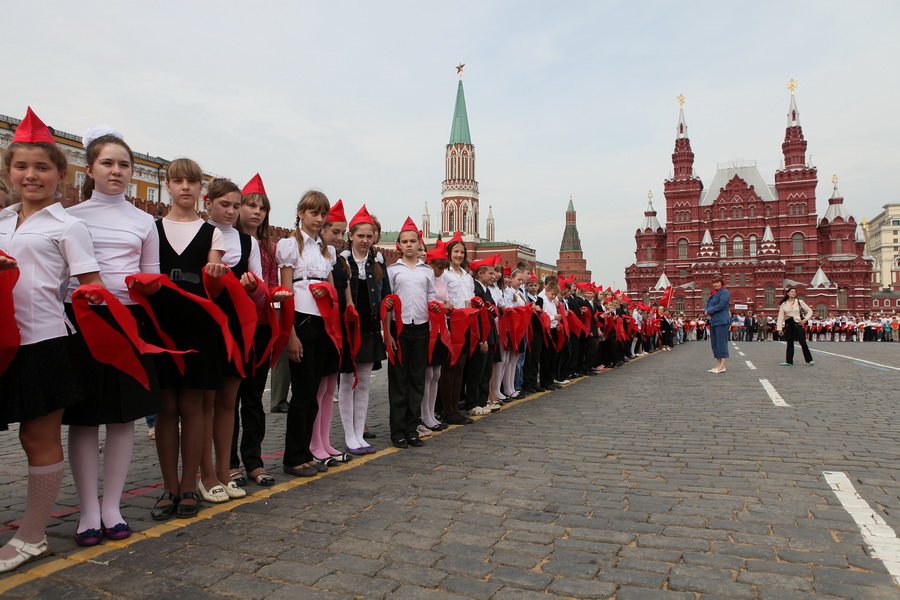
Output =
[{"x1": 625, "y1": 85, "x2": 874, "y2": 317}]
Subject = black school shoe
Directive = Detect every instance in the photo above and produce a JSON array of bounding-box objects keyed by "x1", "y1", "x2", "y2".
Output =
[
  {"x1": 392, "y1": 438, "x2": 409, "y2": 449},
  {"x1": 408, "y1": 438, "x2": 425, "y2": 447},
  {"x1": 151, "y1": 491, "x2": 178, "y2": 521}
]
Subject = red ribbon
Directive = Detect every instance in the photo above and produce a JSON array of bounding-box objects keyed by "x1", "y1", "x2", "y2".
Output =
[
  {"x1": 269, "y1": 289, "x2": 295, "y2": 368},
  {"x1": 126, "y1": 272, "x2": 239, "y2": 376},
  {"x1": 343, "y1": 304, "x2": 361, "y2": 388},
  {"x1": 309, "y1": 282, "x2": 343, "y2": 356},
  {"x1": 447, "y1": 308, "x2": 479, "y2": 366},
  {"x1": 0, "y1": 252, "x2": 20, "y2": 376},
  {"x1": 204, "y1": 270, "x2": 258, "y2": 367},
  {"x1": 380, "y1": 294, "x2": 403, "y2": 365},
  {"x1": 71, "y1": 285, "x2": 195, "y2": 389},
  {"x1": 427, "y1": 301, "x2": 451, "y2": 363},
  {"x1": 565, "y1": 309, "x2": 587, "y2": 338}
]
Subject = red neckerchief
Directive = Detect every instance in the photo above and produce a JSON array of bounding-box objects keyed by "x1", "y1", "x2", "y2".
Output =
[
  {"x1": 309, "y1": 282, "x2": 343, "y2": 357},
  {"x1": 380, "y1": 294, "x2": 402, "y2": 365},
  {"x1": 268, "y1": 286, "x2": 295, "y2": 368},
  {"x1": 127, "y1": 272, "x2": 239, "y2": 375},
  {"x1": 71, "y1": 285, "x2": 195, "y2": 389},
  {"x1": 0, "y1": 251, "x2": 20, "y2": 375},
  {"x1": 204, "y1": 270, "x2": 258, "y2": 367},
  {"x1": 709, "y1": 286, "x2": 726, "y2": 297},
  {"x1": 343, "y1": 304, "x2": 362, "y2": 387},
  {"x1": 427, "y1": 301, "x2": 451, "y2": 363}
]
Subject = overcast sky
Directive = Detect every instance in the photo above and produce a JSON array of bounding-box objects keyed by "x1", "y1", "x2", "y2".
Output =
[{"x1": 5, "y1": 1, "x2": 898, "y2": 287}]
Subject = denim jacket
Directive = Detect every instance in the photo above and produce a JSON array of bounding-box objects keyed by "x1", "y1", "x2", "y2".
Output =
[{"x1": 705, "y1": 287, "x2": 731, "y2": 326}]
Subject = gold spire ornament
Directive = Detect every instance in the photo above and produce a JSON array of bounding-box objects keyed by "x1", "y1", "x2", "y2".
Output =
[
  {"x1": 456, "y1": 63, "x2": 465, "y2": 80},
  {"x1": 788, "y1": 79, "x2": 797, "y2": 95},
  {"x1": 677, "y1": 94, "x2": 685, "y2": 109},
  {"x1": 832, "y1": 174, "x2": 839, "y2": 190},
  {"x1": 648, "y1": 190, "x2": 653, "y2": 199}
]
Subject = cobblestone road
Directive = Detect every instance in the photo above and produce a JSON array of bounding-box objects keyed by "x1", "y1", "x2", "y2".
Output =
[{"x1": 1, "y1": 339, "x2": 899, "y2": 599}]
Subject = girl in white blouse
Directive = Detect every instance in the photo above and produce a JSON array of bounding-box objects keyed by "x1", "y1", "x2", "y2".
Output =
[
  {"x1": 0, "y1": 111, "x2": 103, "y2": 572},
  {"x1": 275, "y1": 191, "x2": 338, "y2": 478},
  {"x1": 63, "y1": 129, "x2": 161, "y2": 547},
  {"x1": 437, "y1": 238, "x2": 475, "y2": 425}
]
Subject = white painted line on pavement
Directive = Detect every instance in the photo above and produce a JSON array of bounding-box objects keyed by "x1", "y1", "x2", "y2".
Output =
[
  {"x1": 738, "y1": 351, "x2": 746, "y2": 356},
  {"x1": 823, "y1": 471, "x2": 900, "y2": 587},
  {"x1": 745, "y1": 361, "x2": 756, "y2": 370},
  {"x1": 781, "y1": 344, "x2": 900, "y2": 372},
  {"x1": 759, "y1": 379, "x2": 790, "y2": 406},
  {"x1": 733, "y1": 345, "x2": 740, "y2": 350}
]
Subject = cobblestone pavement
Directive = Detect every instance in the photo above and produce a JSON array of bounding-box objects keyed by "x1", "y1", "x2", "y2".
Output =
[{"x1": 1, "y1": 339, "x2": 899, "y2": 599}]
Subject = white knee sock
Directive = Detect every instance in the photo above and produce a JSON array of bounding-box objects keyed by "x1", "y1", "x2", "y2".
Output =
[
  {"x1": 338, "y1": 372, "x2": 358, "y2": 449},
  {"x1": 353, "y1": 363, "x2": 373, "y2": 448}
]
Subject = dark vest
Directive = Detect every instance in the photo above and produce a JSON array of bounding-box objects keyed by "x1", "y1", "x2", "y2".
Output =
[{"x1": 156, "y1": 220, "x2": 215, "y2": 297}]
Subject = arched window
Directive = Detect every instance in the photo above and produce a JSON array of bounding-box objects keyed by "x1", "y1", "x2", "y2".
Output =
[
  {"x1": 800, "y1": 203, "x2": 806, "y2": 215},
  {"x1": 729, "y1": 273, "x2": 736, "y2": 287},
  {"x1": 448, "y1": 210, "x2": 455, "y2": 232},
  {"x1": 792, "y1": 232, "x2": 804, "y2": 255},
  {"x1": 739, "y1": 273, "x2": 746, "y2": 287},
  {"x1": 873, "y1": 299, "x2": 880, "y2": 307},
  {"x1": 675, "y1": 297, "x2": 685, "y2": 312},
  {"x1": 765, "y1": 205, "x2": 772, "y2": 217},
  {"x1": 719, "y1": 207, "x2": 726, "y2": 220},
  {"x1": 719, "y1": 236, "x2": 728, "y2": 257},
  {"x1": 704, "y1": 209, "x2": 711, "y2": 221},
  {"x1": 749, "y1": 235, "x2": 758, "y2": 257},
  {"x1": 733, "y1": 235, "x2": 744, "y2": 258},
  {"x1": 749, "y1": 205, "x2": 756, "y2": 218},
  {"x1": 450, "y1": 153, "x2": 457, "y2": 179},
  {"x1": 816, "y1": 303, "x2": 828, "y2": 318},
  {"x1": 732, "y1": 207, "x2": 742, "y2": 218},
  {"x1": 765, "y1": 286, "x2": 776, "y2": 308},
  {"x1": 677, "y1": 238, "x2": 688, "y2": 260},
  {"x1": 837, "y1": 288, "x2": 849, "y2": 309},
  {"x1": 835, "y1": 237, "x2": 843, "y2": 253},
  {"x1": 788, "y1": 205, "x2": 795, "y2": 216},
  {"x1": 462, "y1": 209, "x2": 468, "y2": 233},
  {"x1": 646, "y1": 246, "x2": 653, "y2": 261}
]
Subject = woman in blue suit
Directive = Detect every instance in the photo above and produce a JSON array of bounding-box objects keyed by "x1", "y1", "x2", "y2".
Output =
[{"x1": 704, "y1": 275, "x2": 731, "y2": 373}]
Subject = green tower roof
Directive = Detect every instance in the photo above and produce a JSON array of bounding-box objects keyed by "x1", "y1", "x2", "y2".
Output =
[
  {"x1": 449, "y1": 80, "x2": 472, "y2": 145},
  {"x1": 567, "y1": 197, "x2": 575, "y2": 212},
  {"x1": 559, "y1": 223, "x2": 583, "y2": 252}
]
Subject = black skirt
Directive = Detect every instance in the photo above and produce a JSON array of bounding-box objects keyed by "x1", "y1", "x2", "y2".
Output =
[
  {"x1": 152, "y1": 287, "x2": 225, "y2": 391},
  {"x1": 62, "y1": 304, "x2": 163, "y2": 426},
  {"x1": 340, "y1": 317, "x2": 386, "y2": 372},
  {"x1": 0, "y1": 336, "x2": 86, "y2": 430}
]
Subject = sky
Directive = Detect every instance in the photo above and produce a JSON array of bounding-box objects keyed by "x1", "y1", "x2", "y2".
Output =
[{"x1": 5, "y1": 1, "x2": 898, "y2": 288}]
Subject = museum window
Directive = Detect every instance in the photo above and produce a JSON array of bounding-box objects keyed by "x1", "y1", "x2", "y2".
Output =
[
  {"x1": 720, "y1": 207, "x2": 726, "y2": 220},
  {"x1": 873, "y1": 300, "x2": 880, "y2": 307},
  {"x1": 765, "y1": 205, "x2": 772, "y2": 217},
  {"x1": 739, "y1": 273, "x2": 746, "y2": 287},
  {"x1": 835, "y1": 237, "x2": 843, "y2": 253},
  {"x1": 729, "y1": 273, "x2": 736, "y2": 287},
  {"x1": 749, "y1": 234, "x2": 757, "y2": 257},
  {"x1": 680, "y1": 269, "x2": 687, "y2": 277},
  {"x1": 732, "y1": 207, "x2": 742, "y2": 218},
  {"x1": 837, "y1": 288, "x2": 848, "y2": 310},
  {"x1": 733, "y1": 236, "x2": 744, "y2": 258},
  {"x1": 765, "y1": 286, "x2": 776, "y2": 308},
  {"x1": 816, "y1": 303, "x2": 828, "y2": 318},
  {"x1": 719, "y1": 236, "x2": 727, "y2": 257},
  {"x1": 677, "y1": 238, "x2": 688, "y2": 260},
  {"x1": 749, "y1": 205, "x2": 755, "y2": 218},
  {"x1": 646, "y1": 246, "x2": 653, "y2": 261},
  {"x1": 675, "y1": 297, "x2": 685, "y2": 312},
  {"x1": 448, "y1": 211, "x2": 455, "y2": 232},
  {"x1": 704, "y1": 209, "x2": 711, "y2": 221},
  {"x1": 792, "y1": 232, "x2": 804, "y2": 255}
]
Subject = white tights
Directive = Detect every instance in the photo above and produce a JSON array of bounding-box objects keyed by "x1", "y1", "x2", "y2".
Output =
[
  {"x1": 501, "y1": 350, "x2": 519, "y2": 396},
  {"x1": 68, "y1": 422, "x2": 134, "y2": 533},
  {"x1": 421, "y1": 365, "x2": 442, "y2": 428},
  {"x1": 338, "y1": 363, "x2": 373, "y2": 450}
]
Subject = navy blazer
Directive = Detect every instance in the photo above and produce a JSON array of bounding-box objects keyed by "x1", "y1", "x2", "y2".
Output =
[{"x1": 705, "y1": 287, "x2": 731, "y2": 326}]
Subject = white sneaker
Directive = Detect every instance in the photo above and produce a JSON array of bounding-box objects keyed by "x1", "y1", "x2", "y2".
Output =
[
  {"x1": 486, "y1": 402, "x2": 502, "y2": 412},
  {"x1": 416, "y1": 424, "x2": 433, "y2": 438},
  {"x1": 554, "y1": 379, "x2": 571, "y2": 385},
  {"x1": 468, "y1": 406, "x2": 491, "y2": 416}
]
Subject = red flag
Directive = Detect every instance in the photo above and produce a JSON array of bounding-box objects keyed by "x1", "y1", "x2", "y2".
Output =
[{"x1": 659, "y1": 286, "x2": 674, "y2": 308}]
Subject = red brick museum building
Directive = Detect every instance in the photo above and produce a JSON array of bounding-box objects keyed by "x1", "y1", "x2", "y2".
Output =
[{"x1": 625, "y1": 87, "x2": 874, "y2": 317}]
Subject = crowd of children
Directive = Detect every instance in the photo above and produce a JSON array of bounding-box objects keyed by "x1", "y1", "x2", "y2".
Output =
[{"x1": 0, "y1": 108, "x2": 684, "y2": 573}]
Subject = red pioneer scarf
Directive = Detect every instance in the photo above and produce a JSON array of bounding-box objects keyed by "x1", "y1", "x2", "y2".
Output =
[
  {"x1": 0, "y1": 252, "x2": 20, "y2": 375},
  {"x1": 269, "y1": 289, "x2": 295, "y2": 368},
  {"x1": 427, "y1": 301, "x2": 451, "y2": 363},
  {"x1": 204, "y1": 270, "x2": 257, "y2": 366},
  {"x1": 126, "y1": 272, "x2": 238, "y2": 375},
  {"x1": 468, "y1": 296, "x2": 492, "y2": 354},
  {"x1": 343, "y1": 304, "x2": 362, "y2": 387},
  {"x1": 71, "y1": 285, "x2": 195, "y2": 389},
  {"x1": 309, "y1": 282, "x2": 343, "y2": 356},
  {"x1": 447, "y1": 308, "x2": 479, "y2": 366},
  {"x1": 380, "y1": 294, "x2": 403, "y2": 365}
]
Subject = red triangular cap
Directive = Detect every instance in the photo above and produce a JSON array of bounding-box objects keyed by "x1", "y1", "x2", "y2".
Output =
[
  {"x1": 241, "y1": 173, "x2": 267, "y2": 196},
  {"x1": 502, "y1": 266, "x2": 512, "y2": 276},
  {"x1": 492, "y1": 254, "x2": 503, "y2": 267},
  {"x1": 13, "y1": 107, "x2": 55, "y2": 144},
  {"x1": 559, "y1": 276, "x2": 575, "y2": 285},
  {"x1": 425, "y1": 240, "x2": 448, "y2": 262},
  {"x1": 527, "y1": 272, "x2": 539, "y2": 282},
  {"x1": 576, "y1": 282, "x2": 592, "y2": 291},
  {"x1": 449, "y1": 231, "x2": 464, "y2": 244},
  {"x1": 469, "y1": 257, "x2": 493, "y2": 270},
  {"x1": 328, "y1": 199, "x2": 346, "y2": 223},
  {"x1": 400, "y1": 217, "x2": 419, "y2": 234},
  {"x1": 349, "y1": 204, "x2": 375, "y2": 230}
]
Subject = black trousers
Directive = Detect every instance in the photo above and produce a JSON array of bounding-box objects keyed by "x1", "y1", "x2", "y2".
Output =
[
  {"x1": 784, "y1": 321, "x2": 813, "y2": 364},
  {"x1": 284, "y1": 315, "x2": 328, "y2": 467},
  {"x1": 231, "y1": 326, "x2": 271, "y2": 473},
  {"x1": 540, "y1": 335, "x2": 558, "y2": 387},
  {"x1": 387, "y1": 322, "x2": 428, "y2": 441},
  {"x1": 522, "y1": 319, "x2": 543, "y2": 390},
  {"x1": 463, "y1": 340, "x2": 492, "y2": 410}
]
